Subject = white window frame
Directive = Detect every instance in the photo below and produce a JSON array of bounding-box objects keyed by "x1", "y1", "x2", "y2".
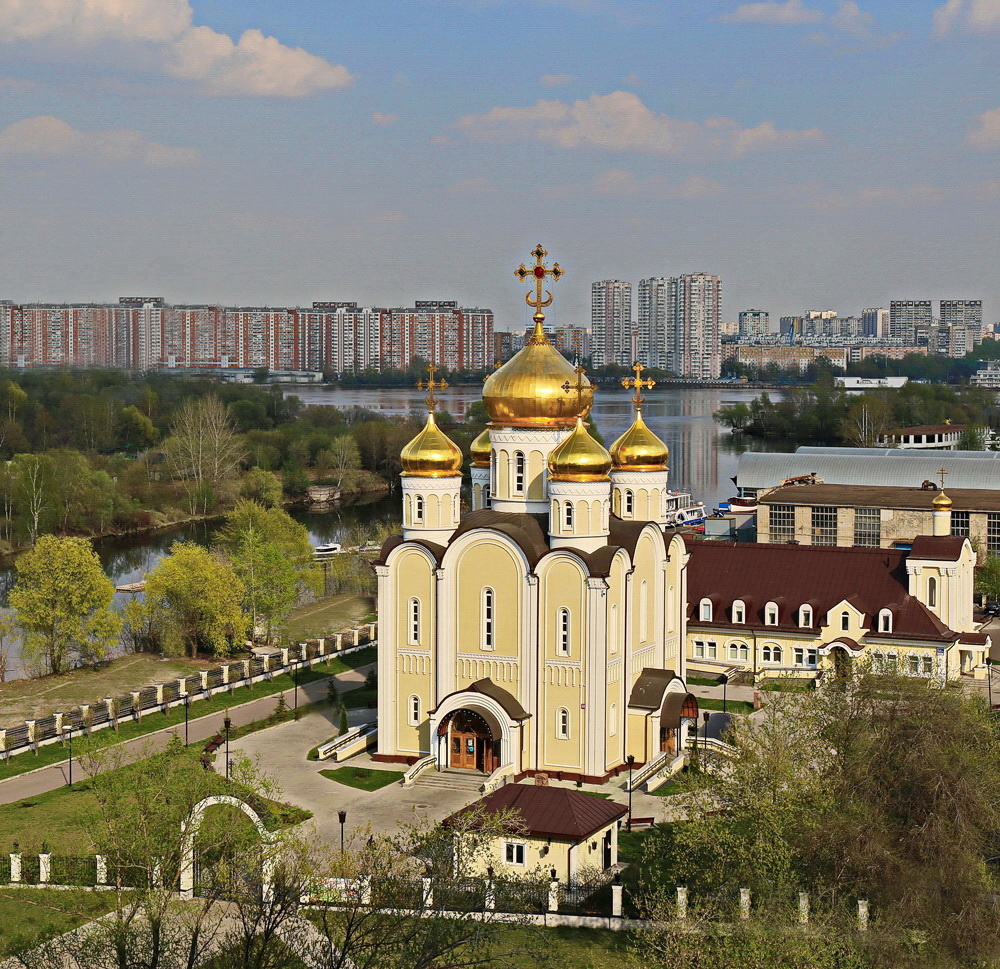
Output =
[
  {"x1": 927, "y1": 576, "x2": 937, "y2": 608},
  {"x1": 764, "y1": 602, "x2": 778, "y2": 626},
  {"x1": 504, "y1": 841, "x2": 526, "y2": 867},
  {"x1": 624, "y1": 490, "x2": 634, "y2": 516},
  {"x1": 728, "y1": 641, "x2": 749, "y2": 662},
  {"x1": 408, "y1": 694, "x2": 420, "y2": 725},
  {"x1": 514, "y1": 451, "x2": 526, "y2": 495},
  {"x1": 840, "y1": 611, "x2": 850, "y2": 632},
  {"x1": 407, "y1": 598, "x2": 420, "y2": 646},
  {"x1": 922, "y1": 655, "x2": 933, "y2": 675},
  {"x1": 556, "y1": 707, "x2": 570, "y2": 739},
  {"x1": 794, "y1": 646, "x2": 805, "y2": 666},
  {"x1": 482, "y1": 588, "x2": 495, "y2": 651},
  {"x1": 807, "y1": 648, "x2": 818, "y2": 667},
  {"x1": 732, "y1": 600, "x2": 745, "y2": 624},
  {"x1": 907, "y1": 655, "x2": 920, "y2": 675},
  {"x1": 564, "y1": 502, "x2": 574, "y2": 529},
  {"x1": 799, "y1": 605, "x2": 813, "y2": 628},
  {"x1": 699, "y1": 598, "x2": 713, "y2": 622},
  {"x1": 413, "y1": 495, "x2": 424, "y2": 524},
  {"x1": 878, "y1": 609, "x2": 892, "y2": 634},
  {"x1": 557, "y1": 608, "x2": 570, "y2": 656}
]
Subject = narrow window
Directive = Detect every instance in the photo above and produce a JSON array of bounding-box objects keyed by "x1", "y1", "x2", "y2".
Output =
[
  {"x1": 414, "y1": 495, "x2": 424, "y2": 523},
  {"x1": 927, "y1": 576, "x2": 937, "y2": 609},
  {"x1": 408, "y1": 694, "x2": 420, "y2": 725},
  {"x1": 762, "y1": 645, "x2": 772, "y2": 662},
  {"x1": 558, "y1": 608, "x2": 570, "y2": 655},
  {"x1": 609, "y1": 703, "x2": 618, "y2": 736},
  {"x1": 482, "y1": 588, "x2": 495, "y2": 650},
  {"x1": 871, "y1": 651, "x2": 884, "y2": 672},
  {"x1": 771, "y1": 645, "x2": 783, "y2": 663},
  {"x1": 408, "y1": 598, "x2": 420, "y2": 645},
  {"x1": 556, "y1": 708, "x2": 570, "y2": 739},
  {"x1": 765, "y1": 602, "x2": 778, "y2": 626},
  {"x1": 610, "y1": 604, "x2": 618, "y2": 655},
  {"x1": 624, "y1": 491, "x2": 634, "y2": 516},
  {"x1": 564, "y1": 502, "x2": 574, "y2": 529},
  {"x1": 878, "y1": 610, "x2": 892, "y2": 634},
  {"x1": 908, "y1": 656, "x2": 920, "y2": 675},
  {"x1": 840, "y1": 612, "x2": 850, "y2": 632},
  {"x1": 707, "y1": 640, "x2": 718, "y2": 659},
  {"x1": 699, "y1": 598, "x2": 712, "y2": 622},
  {"x1": 922, "y1": 655, "x2": 933, "y2": 675},
  {"x1": 732, "y1": 601, "x2": 745, "y2": 624},
  {"x1": 807, "y1": 648, "x2": 818, "y2": 667},
  {"x1": 514, "y1": 452, "x2": 525, "y2": 494},
  {"x1": 794, "y1": 647, "x2": 804, "y2": 665},
  {"x1": 694, "y1": 640, "x2": 705, "y2": 659},
  {"x1": 799, "y1": 605, "x2": 813, "y2": 628}
]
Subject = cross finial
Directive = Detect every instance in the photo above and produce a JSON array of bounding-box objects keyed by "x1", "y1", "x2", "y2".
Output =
[
  {"x1": 416, "y1": 363, "x2": 448, "y2": 411},
  {"x1": 515, "y1": 243, "x2": 565, "y2": 336},
  {"x1": 621, "y1": 361, "x2": 656, "y2": 409},
  {"x1": 938, "y1": 467, "x2": 948, "y2": 490},
  {"x1": 560, "y1": 360, "x2": 588, "y2": 413}
]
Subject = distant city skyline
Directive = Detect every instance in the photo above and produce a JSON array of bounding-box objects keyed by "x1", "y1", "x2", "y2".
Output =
[{"x1": 0, "y1": 2, "x2": 998, "y2": 326}]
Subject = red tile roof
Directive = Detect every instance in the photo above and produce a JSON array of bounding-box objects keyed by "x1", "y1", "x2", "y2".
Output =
[
  {"x1": 443, "y1": 784, "x2": 627, "y2": 841},
  {"x1": 908, "y1": 536, "x2": 967, "y2": 561},
  {"x1": 684, "y1": 539, "x2": 954, "y2": 643}
]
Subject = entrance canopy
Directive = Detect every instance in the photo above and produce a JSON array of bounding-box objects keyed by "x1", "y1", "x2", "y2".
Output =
[{"x1": 660, "y1": 692, "x2": 699, "y2": 729}]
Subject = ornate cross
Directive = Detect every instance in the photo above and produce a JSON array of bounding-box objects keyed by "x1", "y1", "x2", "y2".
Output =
[
  {"x1": 938, "y1": 467, "x2": 949, "y2": 490},
  {"x1": 416, "y1": 363, "x2": 448, "y2": 411},
  {"x1": 514, "y1": 243, "x2": 565, "y2": 324},
  {"x1": 561, "y1": 361, "x2": 588, "y2": 411},
  {"x1": 621, "y1": 361, "x2": 656, "y2": 408}
]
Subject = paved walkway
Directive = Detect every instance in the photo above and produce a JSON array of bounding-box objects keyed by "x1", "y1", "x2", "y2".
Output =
[{"x1": 0, "y1": 664, "x2": 374, "y2": 806}]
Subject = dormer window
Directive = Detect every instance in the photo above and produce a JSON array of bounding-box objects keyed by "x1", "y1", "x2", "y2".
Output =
[
  {"x1": 699, "y1": 598, "x2": 713, "y2": 622},
  {"x1": 732, "y1": 600, "x2": 745, "y2": 624},
  {"x1": 840, "y1": 611, "x2": 850, "y2": 632},
  {"x1": 798, "y1": 604, "x2": 813, "y2": 628},
  {"x1": 878, "y1": 609, "x2": 892, "y2": 634},
  {"x1": 764, "y1": 602, "x2": 778, "y2": 626}
]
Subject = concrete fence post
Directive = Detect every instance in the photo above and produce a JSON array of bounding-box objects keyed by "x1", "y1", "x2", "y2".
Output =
[
  {"x1": 9, "y1": 852, "x2": 21, "y2": 883},
  {"x1": 25, "y1": 721, "x2": 36, "y2": 752},
  {"x1": 484, "y1": 876, "x2": 496, "y2": 911},
  {"x1": 611, "y1": 882, "x2": 624, "y2": 918},
  {"x1": 798, "y1": 892, "x2": 809, "y2": 925},
  {"x1": 317, "y1": 638, "x2": 326, "y2": 657},
  {"x1": 359, "y1": 875, "x2": 372, "y2": 906},
  {"x1": 368, "y1": 622, "x2": 378, "y2": 641},
  {"x1": 131, "y1": 692, "x2": 141, "y2": 721},
  {"x1": 547, "y1": 879, "x2": 560, "y2": 913},
  {"x1": 54, "y1": 713, "x2": 64, "y2": 735},
  {"x1": 39, "y1": 853, "x2": 51, "y2": 884},
  {"x1": 155, "y1": 685, "x2": 164, "y2": 708},
  {"x1": 105, "y1": 698, "x2": 116, "y2": 728},
  {"x1": 221, "y1": 665, "x2": 230, "y2": 686},
  {"x1": 676, "y1": 886, "x2": 688, "y2": 921},
  {"x1": 280, "y1": 648, "x2": 289, "y2": 668},
  {"x1": 333, "y1": 633, "x2": 343, "y2": 651},
  {"x1": 80, "y1": 705, "x2": 91, "y2": 734},
  {"x1": 242, "y1": 659, "x2": 251, "y2": 683},
  {"x1": 421, "y1": 876, "x2": 434, "y2": 908},
  {"x1": 857, "y1": 899, "x2": 869, "y2": 932},
  {"x1": 96, "y1": 855, "x2": 107, "y2": 885},
  {"x1": 200, "y1": 671, "x2": 210, "y2": 693},
  {"x1": 0, "y1": 729, "x2": 6, "y2": 760},
  {"x1": 740, "y1": 888, "x2": 751, "y2": 921}
]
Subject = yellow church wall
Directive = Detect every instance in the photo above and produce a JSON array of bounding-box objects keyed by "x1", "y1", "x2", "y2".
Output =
[
  {"x1": 527, "y1": 450, "x2": 545, "y2": 499},
  {"x1": 605, "y1": 557, "x2": 629, "y2": 771},
  {"x1": 392, "y1": 549, "x2": 436, "y2": 756}
]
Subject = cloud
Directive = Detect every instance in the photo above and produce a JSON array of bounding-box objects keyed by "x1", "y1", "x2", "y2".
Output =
[
  {"x1": 372, "y1": 112, "x2": 400, "y2": 125},
  {"x1": 595, "y1": 168, "x2": 641, "y2": 196},
  {"x1": 621, "y1": 72, "x2": 642, "y2": 86},
  {"x1": 672, "y1": 174, "x2": 725, "y2": 198},
  {"x1": 594, "y1": 169, "x2": 725, "y2": 199},
  {"x1": 935, "y1": 0, "x2": 1000, "y2": 33},
  {"x1": 0, "y1": 115, "x2": 200, "y2": 168},
  {"x1": 968, "y1": 106, "x2": 1000, "y2": 148},
  {"x1": 815, "y1": 183, "x2": 950, "y2": 208},
  {"x1": 452, "y1": 91, "x2": 824, "y2": 158},
  {"x1": 723, "y1": 1, "x2": 823, "y2": 25},
  {"x1": 540, "y1": 74, "x2": 575, "y2": 87},
  {"x1": 0, "y1": 0, "x2": 352, "y2": 97}
]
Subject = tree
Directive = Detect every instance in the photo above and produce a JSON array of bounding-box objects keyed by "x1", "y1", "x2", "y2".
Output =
[
  {"x1": 164, "y1": 396, "x2": 247, "y2": 515},
  {"x1": 8, "y1": 535, "x2": 121, "y2": 675},
  {"x1": 840, "y1": 396, "x2": 895, "y2": 448},
  {"x1": 240, "y1": 467, "x2": 282, "y2": 508},
  {"x1": 976, "y1": 554, "x2": 1000, "y2": 603},
  {"x1": 339, "y1": 704, "x2": 349, "y2": 736},
  {"x1": 326, "y1": 433, "x2": 361, "y2": 487},
  {"x1": 11, "y1": 452, "x2": 56, "y2": 543},
  {"x1": 117, "y1": 404, "x2": 159, "y2": 451},
  {"x1": 231, "y1": 527, "x2": 298, "y2": 643},
  {"x1": 142, "y1": 542, "x2": 248, "y2": 658}
]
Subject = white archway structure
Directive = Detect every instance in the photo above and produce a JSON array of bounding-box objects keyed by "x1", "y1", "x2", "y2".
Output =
[
  {"x1": 429, "y1": 688, "x2": 525, "y2": 775},
  {"x1": 179, "y1": 795, "x2": 278, "y2": 901}
]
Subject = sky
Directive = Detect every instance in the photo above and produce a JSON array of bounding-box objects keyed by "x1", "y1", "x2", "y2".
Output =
[{"x1": 0, "y1": 0, "x2": 998, "y2": 329}]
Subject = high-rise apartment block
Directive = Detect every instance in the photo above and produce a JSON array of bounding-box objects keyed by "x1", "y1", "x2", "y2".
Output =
[
  {"x1": 636, "y1": 277, "x2": 668, "y2": 368},
  {"x1": 889, "y1": 300, "x2": 933, "y2": 342},
  {"x1": 860, "y1": 307, "x2": 889, "y2": 339},
  {"x1": 738, "y1": 309, "x2": 769, "y2": 337},
  {"x1": 551, "y1": 324, "x2": 590, "y2": 361},
  {"x1": 590, "y1": 280, "x2": 632, "y2": 368},
  {"x1": 666, "y1": 272, "x2": 722, "y2": 380},
  {"x1": 940, "y1": 300, "x2": 983, "y2": 329},
  {"x1": 0, "y1": 297, "x2": 494, "y2": 373}
]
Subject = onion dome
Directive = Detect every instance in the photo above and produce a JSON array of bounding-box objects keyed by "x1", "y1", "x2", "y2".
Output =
[
  {"x1": 610, "y1": 408, "x2": 668, "y2": 472},
  {"x1": 547, "y1": 417, "x2": 612, "y2": 482},
  {"x1": 482, "y1": 320, "x2": 594, "y2": 429},
  {"x1": 400, "y1": 412, "x2": 463, "y2": 477},
  {"x1": 932, "y1": 490, "x2": 953, "y2": 510},
  {"x1": 470, "y1": 427, "x2": 491, "y2": 468}
]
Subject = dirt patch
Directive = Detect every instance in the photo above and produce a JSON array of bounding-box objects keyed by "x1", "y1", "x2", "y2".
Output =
[{"x1": 282, "y1": 594, "x2": 375, "y2": 642}]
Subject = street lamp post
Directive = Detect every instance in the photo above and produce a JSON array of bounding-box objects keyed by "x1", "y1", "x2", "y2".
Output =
[
  {"x1": 721, "y1": 674, "x2": 728, "y2": 714},
  {"x1": 988, "y1": 657, "x2": 994, "y2": 710},
  {"x1": 183, "y1": 693, "x2": 190, "y2": 747},
  {"x1": 67, "y1": 725, "x2": 73, "y2": 789},
  {"x1": 223, "y1": 714, "x2": 232, "y2": 783},
  {"x1": 338, "y1": 810, "x2": 347, "y2": 854},
  {"x1": 293, "y1": 660, "x2": 299, "y2": 713},
  {"x1": 625, "y1": 755, "x2": 635, "y2": 832}
]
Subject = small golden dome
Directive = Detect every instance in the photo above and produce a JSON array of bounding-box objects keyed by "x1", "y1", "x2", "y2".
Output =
[
  {"x1": 548, "y1": 417, "x2": 612, "y2": 482},
  {"x1": 610, "y1": 408, "x2": 668, "y2": 472},
  {"x1": 932, "y1": 490, "x2": 953, "y2": 510},
  {"x1": 470, "y1": 427, "x2": 491, "y2": 468},
  {"x1": 400, "y1": 412, "x2": 463, "y2": 477},
  {"x1": 482, "y1": 320, "x2": 594, "y2": 428}
]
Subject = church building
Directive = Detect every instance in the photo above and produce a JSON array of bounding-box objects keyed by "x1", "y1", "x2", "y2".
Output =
[{"x1": 374, "y1": 246, "x2": 696, "y2": 784}]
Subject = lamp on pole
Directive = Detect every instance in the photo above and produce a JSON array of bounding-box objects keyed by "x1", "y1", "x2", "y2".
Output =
[
  {"x1": 223, "y1": 714, "x2": 232, "y2": 783},
  {"x1": 988, "y1": 657, "x2": 994, "y2": 710},
  {"x1": 625, "y1": 755, "x2": 635, "y2": 832},
  {"x1": 338, "y1": 810, "x2": 347, "y2": 854},
  {"x1": 67, "y1": 725, "x2": 73, "y2": 789},
  {"x1": 294, "y1": 651, "x2": 300, "y2": 712},
  {"x1": 183, "y1": 692, "x2": 190, "y2": 747},
  {"x1": 721, "y1": 674, "x2": 728, "y2": 714}
]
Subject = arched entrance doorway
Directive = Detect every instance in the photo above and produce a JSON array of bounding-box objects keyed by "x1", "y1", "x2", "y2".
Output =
[
  {"x1": 831, "y1": 645, "x2": 852, "y2": 679},
  {"x1": 442, "y1": 710, "x2": 498, "y2": 773},
  {"x1": 659, "y1": 693, "x2": 699, "y2": 755}
]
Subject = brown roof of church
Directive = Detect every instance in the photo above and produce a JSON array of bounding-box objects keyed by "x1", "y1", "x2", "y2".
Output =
[
  {"x1": 908, "y1": 535, "x2": 967, "y2": 561},
  {"x1": 443, "y1": 784, "x2": 627, "y2": 841},
  {"x1": 684, "y1": 539, "x2": 954, "y2": 643}
]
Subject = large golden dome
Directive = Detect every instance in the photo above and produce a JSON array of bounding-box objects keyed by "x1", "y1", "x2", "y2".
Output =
[
  {"x1": 610, "y1": 408, "x2": 668, "y2": 472},
  {"x1": 470, "y1": 427, "x2": 491, "y2": 468},
  {"x1": 483, "y1": 320, "x2": 594, "y2": 428},
  {"x1": 548, "y1": 417, "x2": 612, "y2": 482},
  {"x1": 933, "y1": 490, "x2": 952, "y2": 510},
  {"x1": 400, "y1": 412, "x2": 463, "y2": 477}
]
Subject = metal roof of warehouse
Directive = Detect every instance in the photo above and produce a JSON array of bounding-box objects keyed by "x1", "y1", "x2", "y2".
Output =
[{"x1": 738, "y1": 447, "x2": 1000, "y2": 491}]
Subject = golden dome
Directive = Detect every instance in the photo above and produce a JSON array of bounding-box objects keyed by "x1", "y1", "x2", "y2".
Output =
[
  {"x1": 482, "y1": 320, "x2": 594, "y2": 428},
  {"x1": 400, "y1": 412, "x2": 463, "y2": 477},
  {"x1": 932, "y1": 490, "x2": 953, "y2": 510},
  {"x1": 610, "y1": 408, "x2": 668, "y2": 472},
  {"x1": 548, "y1": 417, "x2": 612, "y2": 482},
  {"x1": 470, "y1": 427, "x2": 491, "y2": 468}
]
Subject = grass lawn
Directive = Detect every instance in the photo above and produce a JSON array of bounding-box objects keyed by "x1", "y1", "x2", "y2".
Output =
[
  {"x1": 500, "y1": 926, "x2": 640, "y2": 968},
  {"x1": 0, "y1": 647, "x2": 376, "y2": 784},
  {"x1": 0, "y1": 887, "x2": 116, "y2": 955},
  {"x1": 283, "y1": 593, "x2": 375, "y2": 642},
  {"x1": 319, "y1": 766, "x2": 402, "y2": 791},
  {"x1": 698, "y1": 697, "x2": 755, "y2": 714},
  {"x1": 686, "y1": 675, "x2": 722, "y2": 687},
  {"x1": 650, "y1": 776, "x2": 686, "y2": 797}
]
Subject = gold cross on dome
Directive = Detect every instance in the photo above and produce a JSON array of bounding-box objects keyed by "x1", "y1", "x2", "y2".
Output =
[
  {"x1": 938, "y1": 467, "x2": 948, "y2": 490},
  {"x1": 514, "y1": 243, "x2": 565, "y2": 324},
  {"x1": 621, "y1": 361, "x2": 656, "y2": 408},
  {"x1": 416, "y1": 363, "x2": 448, "y2": 411},
  {"x1": 561, "y1": 362, "x2": 588, "y2": 410}
]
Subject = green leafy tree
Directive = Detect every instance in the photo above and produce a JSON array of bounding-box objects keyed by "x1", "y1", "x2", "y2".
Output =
[
  {"x1": 239, "y1": 467, "x2": 282, "y2": 507},
  {"x1": 232, "y1": 527, "x2": 298, "y2": 643},
  {"x1": 117, "y1": 404, "x2": 159, "y2": 451},
  {"x1": 976, "y1": 554, "x2": 1000, "y2": 603},
  {"x1": 8, "y1": 535, "x2": 121, "y2": 675},
  {"x1": 142, "y1": 541, "x2": 248, "y2": 658},
  {"x1": 339, "y1": 704, "x2": 349, "y2": 736}
]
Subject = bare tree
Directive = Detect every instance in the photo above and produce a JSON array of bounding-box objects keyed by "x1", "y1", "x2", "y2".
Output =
[{"x1": 840, "y1": 396, "x2": 895, "y2": 448}]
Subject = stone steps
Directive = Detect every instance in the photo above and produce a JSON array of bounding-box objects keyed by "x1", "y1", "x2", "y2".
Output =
[{"x1": 417, "y1": 770, "x2": 485, "y2": 794}]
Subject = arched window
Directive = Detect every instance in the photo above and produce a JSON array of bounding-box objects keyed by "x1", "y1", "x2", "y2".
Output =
[
  {"x1": 927, "y1": 576, "x2": 937, "y2": 608},
  {"x1": 558, "y1": 608, "x2": 570, "y2": 655},
  {"x1": 840, "y1": 611, "x2": 850, "y2": 631},
  {"x1": 564, "y1": 502, "x2": 574, "y2": 529},
  {"x1": 732, "y1": 600, "x2": 745, "y2": 624},
  {"x1": 878, "y1": 609, "x2": 892, "y2": 634},
  {"x1": 764, "y1": 602, "x2": 778, "y2": 625},
  {"x1": 482, "y1": 588, "x2": 495, "y2": 650},
  {"x1": 699, "y1": 598, "x2": 713, "y2": 622},
  {"x1": 514, "y1": 452, "x2": 525, "y2": 494},
  {"x1": 556, "y1": 707, "x2": 570, "y2": 739},
  {"x1": 408, "y1": 598, "x2": 420, "y2": 645},
  {"x1": 624, "y1": 490, "x2": 634, "y2": 516},
  {"x1": 871, "y1": 650, "x2": 884, "y2": 673},
  {"x1": 667, "y1": 586, "x2": 675, "y2": 633},
  {"x1": 799, "y1": 604, "x2": 813, "y2": 628},
  {"x1": 728, "y1": 641, "x2": 750, "y2": 662},
  {"x1": 609, "y1": 703, "x2": 618, "y2": 736},
  {"x1": 762, "y1": 644, "x2": 783, "y2": 663},
  {"x1": 408, "y1": 694, "x2": 420, "y2": 725},
  {"x1": 414, "y1": 495, "x2": 424, "y2": 524}
]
